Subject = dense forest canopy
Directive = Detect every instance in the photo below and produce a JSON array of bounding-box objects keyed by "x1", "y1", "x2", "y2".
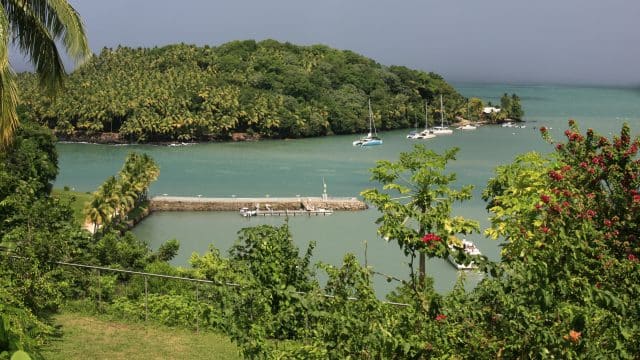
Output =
[{"x1": 17, "y1": 39, "x2": 466, "y2": 142}]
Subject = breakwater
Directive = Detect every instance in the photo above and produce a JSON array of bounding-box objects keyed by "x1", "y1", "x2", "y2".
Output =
[{"x1": 149, "y1": 196, "x2": 367, "y2": 212}]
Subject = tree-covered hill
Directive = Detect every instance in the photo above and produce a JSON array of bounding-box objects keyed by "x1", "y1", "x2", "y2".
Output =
[{"x1": 17, "y1": 39, "x2": 465, "y2": 142}]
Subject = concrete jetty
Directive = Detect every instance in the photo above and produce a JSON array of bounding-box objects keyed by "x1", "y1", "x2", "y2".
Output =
[{"x1": 149, "y1": 196, "x2": 367, "y2": 212}]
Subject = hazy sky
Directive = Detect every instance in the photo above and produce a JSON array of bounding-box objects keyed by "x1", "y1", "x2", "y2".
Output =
[{"x1": 12, "y1": 0, "x2": 640, "y2": 85}]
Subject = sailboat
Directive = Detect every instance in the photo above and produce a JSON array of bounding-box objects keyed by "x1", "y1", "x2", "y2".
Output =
[
  {"x1": 353, "y1": 99, "x2": 383, "y2": 146},
  {"x1": 432, "y1": 95, "x2": 453, "y2": 135},
  {"x1": 458, "y1": 99, "x2": 477, "y2": 130},
  {"x1": 407, "y1": 100, "x2": 436, "y2": 139}
]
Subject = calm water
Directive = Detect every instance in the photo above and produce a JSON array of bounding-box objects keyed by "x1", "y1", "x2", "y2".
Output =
[{"x1": 55, "y1": 84, "x2": 640, "y2": 295}]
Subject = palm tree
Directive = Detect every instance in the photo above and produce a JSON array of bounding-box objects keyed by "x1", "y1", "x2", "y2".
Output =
[{"x1": 0, "y1": 0, "x2": 91, "y2": 148}]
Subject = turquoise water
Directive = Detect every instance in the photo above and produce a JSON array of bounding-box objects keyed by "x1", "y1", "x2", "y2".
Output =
[{"x1": 55, "y1": 84, "x2": 640, "y2": 295}]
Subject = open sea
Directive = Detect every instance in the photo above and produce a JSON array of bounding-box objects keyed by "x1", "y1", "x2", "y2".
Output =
[{"x1": 54, "y1": 83, "x2": 640, "y2": 295}]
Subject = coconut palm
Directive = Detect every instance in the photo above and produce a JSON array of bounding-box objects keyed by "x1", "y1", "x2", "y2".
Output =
[{"x1": 0, "y1": 0, "x2": 91, "y2": 148}]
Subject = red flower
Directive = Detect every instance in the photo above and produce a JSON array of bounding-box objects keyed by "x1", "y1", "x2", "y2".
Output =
[
  {"x1": 421, "y1": 233, "x2": 441, "y2": 248},
  {"x1": 585, "y1": 209, "x2": 596, "y2": 219},
  {"x1": 539, "y1": 126, "x2": 547, "y2": 133},
  {"x1": 555, "y1": 143, "x2": 563, "y2": 150},
  {"x1": 540, "y1": 226, "x2": 550, "y2": 234},
  {"x1": 633, "y1": 195, "x2": 640, "y2": 203},
  {"x1": 549, "y1": 171, "x2": 564, "y2": 181},
  {"x1": 540, "y1": 194, "x2": 551, "y2": 203},
  {"x1": 628, "y1": 254, "x2": 638, "y2": 262},
  {"x1": 604, "y1": 219, "x2": 612, "y2": 227},
  {"x1": 435, "y1": 314, "x2": 447, "y2": 321}
]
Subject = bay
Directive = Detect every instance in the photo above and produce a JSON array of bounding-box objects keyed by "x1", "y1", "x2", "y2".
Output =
[{"x1": 55, "y1": 84, "x2": 640, "y2": 295}]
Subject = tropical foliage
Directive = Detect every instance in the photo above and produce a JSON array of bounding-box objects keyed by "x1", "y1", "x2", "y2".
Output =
[
  {"x1": 0, "y1": 0, "x2": 90, "y2": 148},
  {"x1": 361, "y1": 145, "x2": 480, "y2": 289},
  {"x1": 0, "y1": 122, "x2": 90, "y2": 359},
  {"x1": 84, "y1": 152, "x2": 159, "y2": 233},
  {"x1": 17, "y1": 40, "x2": 466, "y2": 142},
  {"x1": 3, "y1": 120, "x2": 640, "y2": 359}
]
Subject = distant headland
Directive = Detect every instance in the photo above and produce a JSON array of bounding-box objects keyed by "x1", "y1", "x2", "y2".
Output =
[{"x1": 18, "y1": 39, "x2": 522, "y2": 144}]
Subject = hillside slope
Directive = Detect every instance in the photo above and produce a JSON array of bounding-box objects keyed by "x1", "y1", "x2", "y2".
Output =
[{"x1": 18, "y1": 39, "x2": 464, "y2": 142}]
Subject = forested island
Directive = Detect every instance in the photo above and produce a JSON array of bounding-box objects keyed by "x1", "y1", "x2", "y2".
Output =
[{"x1": 17, "y1": 39, "x2": 521, "y2": 143}]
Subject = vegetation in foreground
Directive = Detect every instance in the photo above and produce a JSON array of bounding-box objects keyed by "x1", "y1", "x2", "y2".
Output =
[
  {"x1": 40, "y1": 312, "x2": 240, "y2": 360},
  {"x1": 1, "y1": 120, "x2": 639, "y2": 359}
]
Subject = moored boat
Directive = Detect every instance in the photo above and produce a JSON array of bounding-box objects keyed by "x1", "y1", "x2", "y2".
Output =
[
  {"x1": 458, "y1": 124, "x2": 477, "y2": 130},
  {"x1": 448, "y1": 239, "x2": 481, "y2": 270},
  {"x1": 354, "y1": 99, "x2": 383, "y2": 147},
  {"x1": 431, "y1": 95, "x2": 453, "y2": 135},
  {"x1": 408, "y1": 100, "x2": 437, "y2": 140}
]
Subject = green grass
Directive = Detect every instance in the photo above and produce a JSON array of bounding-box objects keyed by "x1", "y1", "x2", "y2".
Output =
[
  {"x1": 41, "y1": 312, "x2": 241, "y2": 360},
  {"x1": 52, "y1": 188, "x2": 93, "y2": 224}
]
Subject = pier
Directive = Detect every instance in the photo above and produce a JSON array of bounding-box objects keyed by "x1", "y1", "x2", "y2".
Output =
[{"x1": 149, "y1": 196, "x2": 368, "y2": 212}]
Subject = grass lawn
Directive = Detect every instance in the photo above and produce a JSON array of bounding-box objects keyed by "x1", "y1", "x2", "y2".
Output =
[
  {"x1": 41, "y1": 312, "x2": 241, "y2": 360},
  {"x1": 51, "y1": 188, "x2": 93, "y2": 224}
]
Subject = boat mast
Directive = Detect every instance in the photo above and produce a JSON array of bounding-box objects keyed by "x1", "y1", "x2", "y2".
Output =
[
  {"x1": 440, "y1": 94, "x2": 444, "y2": 128},
  {"x1": 425, "y1": 100, "x2": 429, "y2": 130},
  {"x1": 369, "y1": 98, "x2": 377, "y2": 136}
]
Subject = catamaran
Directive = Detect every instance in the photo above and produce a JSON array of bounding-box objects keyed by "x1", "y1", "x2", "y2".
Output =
[
  {"x1": 432, "y1": 95, "x2": 453, "y2": 135},
  {"x1": 407, "y1": 100, "x2": 436, "y2": 140},
  {"x1": 353, "y1": 99, "x2": 383, "y2": 146}
]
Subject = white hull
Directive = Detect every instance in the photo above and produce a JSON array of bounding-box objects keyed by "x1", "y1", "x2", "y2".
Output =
[
  {"x1": 448, "y1": 239, "x2": 481, "y2": 270},
  {"x1": 431, "y1": 128, "x2": 453, "y2": 135}
]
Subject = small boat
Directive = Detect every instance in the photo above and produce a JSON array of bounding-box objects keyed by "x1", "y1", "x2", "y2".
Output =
[
  {"x1": 501, "y1": 122, "x2": 515, "y2": 128},
  {"x1": 408, "y1": 100, "x2": 437, "y2": 140},
  {"x1": 239, "y1": 207, "x2": 257, "y2": 217},
  {"x1": 431, "y1": 95, "x2": 453, "y2": 135},
  {"x1": 458, "y1": 124, "x2": 477, "y2": 130},
  {"x1": 448, "y1": 239, "x2": 482, "y2": 270},
  {"x1": 354, "y1": 99, "x2": 383, "y2": 147}
]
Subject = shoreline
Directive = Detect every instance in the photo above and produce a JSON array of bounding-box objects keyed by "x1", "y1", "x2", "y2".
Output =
[{"x1": 54, "y1": 120, "x2": 526, "y2": 146}]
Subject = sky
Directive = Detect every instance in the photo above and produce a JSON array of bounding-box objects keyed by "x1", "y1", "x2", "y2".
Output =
[{"x1": 11, "y1": 0, "x2": 640, "y2": 85}]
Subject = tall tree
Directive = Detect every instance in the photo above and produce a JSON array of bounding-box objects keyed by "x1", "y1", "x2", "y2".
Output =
[
  {"x1": 0, "y1": 0, "x2": 91, "y2": 148},
  {"x1": 361, "y1": 145, "x2": 479, "y2": 290}
]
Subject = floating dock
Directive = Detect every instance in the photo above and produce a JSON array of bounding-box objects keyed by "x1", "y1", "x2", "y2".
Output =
[{"x1": 149, "y1": 196, "x2": 367, "y2": 212}]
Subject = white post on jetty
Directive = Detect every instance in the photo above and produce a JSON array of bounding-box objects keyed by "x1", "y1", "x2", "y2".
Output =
[{"x1": 322, "y1": 177, "x2": 328, "y2": 201}]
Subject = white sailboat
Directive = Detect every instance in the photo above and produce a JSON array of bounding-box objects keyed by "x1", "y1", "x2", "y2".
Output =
[
  {"x1": 457, "y1": 99, "x2": 478, "y2": 130},
  {"x1": 407, "y1": 100, "x2": 436, "y2": 140},
  {"x1": 432, "y1": 95, "x2": 453, "y2": 135},
  {"x1": 353, "y1": 99, "x2": 383, "y2": 146}
]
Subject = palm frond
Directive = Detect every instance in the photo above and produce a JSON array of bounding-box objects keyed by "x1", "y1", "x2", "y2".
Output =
[
  {"x1": 3, "y1": 0, "x2": 65, "y2": 93},
  {"x1": 0, "y1": 5, "x2": 18, "y2": 148},
  {"x1": 26, "y1": 0, "x2": 91, "y2": 63}
]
